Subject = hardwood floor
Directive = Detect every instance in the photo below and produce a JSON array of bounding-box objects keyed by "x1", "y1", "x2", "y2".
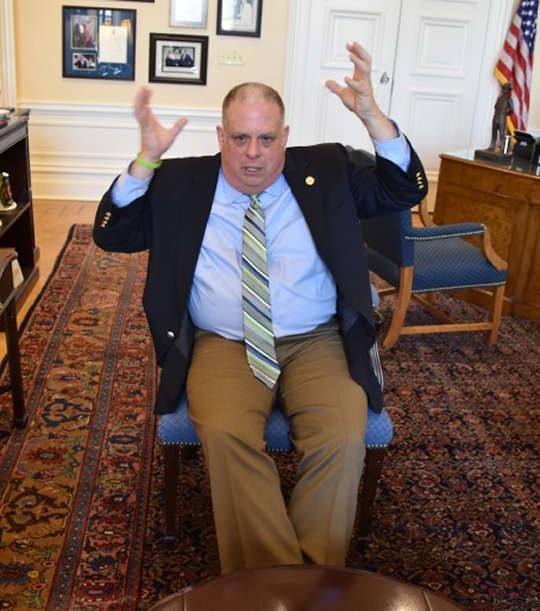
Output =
[{"x1": 0, "y1": 199, "x2": 97, "y2": 358}]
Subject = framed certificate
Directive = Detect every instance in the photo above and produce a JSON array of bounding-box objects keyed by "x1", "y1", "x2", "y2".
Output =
[{"x1": 62, "y1": 6, "x2": 136, "y2": 81}]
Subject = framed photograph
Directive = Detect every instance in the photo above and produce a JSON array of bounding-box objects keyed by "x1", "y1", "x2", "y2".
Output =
[
  {"x1": 170, "y1": 0, "x2": 208, "y2": 28},
  {"x1": 149, "y1": 33, "x2": 208, "y2": 85},
  {"x1": 62, "y1": 6, "x2": 136, "y2": 80},
  {"x1": 217, "y1": 0, "x2": 262, "y2": 37}
]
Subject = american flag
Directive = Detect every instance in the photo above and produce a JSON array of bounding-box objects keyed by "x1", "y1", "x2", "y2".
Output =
[{"x1": 495, "y1": 0, "x2": 538, "y2": 132}]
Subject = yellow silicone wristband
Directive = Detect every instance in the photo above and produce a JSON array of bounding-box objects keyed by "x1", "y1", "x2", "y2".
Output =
[{"x1": 135, "y1": 155, "x2": 162, "y2": 170}]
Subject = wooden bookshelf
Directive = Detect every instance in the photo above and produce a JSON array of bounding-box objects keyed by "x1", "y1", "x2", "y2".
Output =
[{"x1": 0, "y1": 109, "x2": 39, "y2": 311}]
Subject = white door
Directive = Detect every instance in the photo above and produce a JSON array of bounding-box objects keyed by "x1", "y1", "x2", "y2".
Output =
[
  {"x1": 284, "y1": 0, "x2": 402, "y2": 152},
  {"x1": 284, "y1": 0, "x2": 514, "y2": 171},
  {"x1": 390, "y1": 0, "x2": 497, "y2": 170}
]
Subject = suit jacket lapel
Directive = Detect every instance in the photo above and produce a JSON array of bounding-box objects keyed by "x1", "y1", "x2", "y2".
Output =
[
  {"x1": 171, "y1": 155, "x2": 221, "y2": 301},
  {"x1": 283, "y1": 152, "x2": 332, "y2": 263},
  {"x1": 283, "y1": 149, "x2": 376, "y2": 337}
]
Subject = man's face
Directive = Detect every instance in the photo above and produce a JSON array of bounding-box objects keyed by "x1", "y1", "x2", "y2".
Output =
[{"x1": 217, "y1": 98, "x2": 289, "y2": 194}]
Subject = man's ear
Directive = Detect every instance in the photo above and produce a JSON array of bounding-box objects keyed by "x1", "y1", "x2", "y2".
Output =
[{"x1": 216, "y1": 125, "x2": 224, "y2": 146}]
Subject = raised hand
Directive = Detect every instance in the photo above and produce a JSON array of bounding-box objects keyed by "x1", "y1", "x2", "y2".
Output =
[
  {"x1": 325, "y1": 42, "x2": 397, "y2": 142},
  {"x1": 134, "y1": 86, "x2": 188, "y2": 164}
]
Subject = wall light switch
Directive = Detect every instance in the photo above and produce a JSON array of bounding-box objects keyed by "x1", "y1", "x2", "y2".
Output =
[{"x1": 218, "y1": 48, "x2": 246, "y2": 65}]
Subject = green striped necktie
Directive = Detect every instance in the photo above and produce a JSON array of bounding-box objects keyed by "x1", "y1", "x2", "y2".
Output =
[{"x1": 242, "y1": 194, "x2": 280, "y2": 388}]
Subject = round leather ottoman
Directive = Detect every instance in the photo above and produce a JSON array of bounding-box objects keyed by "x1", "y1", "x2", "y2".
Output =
[{"x1": 148, "y1": 565, "x2": 464, "y2": 610}]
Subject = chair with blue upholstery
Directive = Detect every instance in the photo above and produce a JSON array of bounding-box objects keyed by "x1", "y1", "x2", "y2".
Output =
[
  {"x1": 158, "y1": 395, "x2": 393, "y2": 544},
  {"x1": 361, "y1": 199, "x2": 508, "y2": 348}
]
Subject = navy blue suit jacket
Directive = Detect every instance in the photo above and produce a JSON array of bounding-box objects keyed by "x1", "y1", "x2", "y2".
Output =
[{"x1": 93, "y1": 142, "x2": 428, "y2": 414}]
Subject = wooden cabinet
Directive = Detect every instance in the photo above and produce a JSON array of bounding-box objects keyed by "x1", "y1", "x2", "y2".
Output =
[
  {"x1": 433, "y1": 151, "x2": 540, "y2": 321},
  {"x1": 0, "y1": 110, "x2": 39, "y2": 309}
]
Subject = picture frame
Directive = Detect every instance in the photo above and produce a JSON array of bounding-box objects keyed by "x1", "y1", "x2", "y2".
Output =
[
  {"x1": 170, "y1": 0, "x2": 208, "y2": 28},
  {"x1": 149, "y1": 33, "x2": 208, "y2": 86},
  {"x1": 217, "y1": 0, "x2": 262, "y2": 37},
  {"x1": 62, "y1": 6, "x2": 136, "y2": 81}
]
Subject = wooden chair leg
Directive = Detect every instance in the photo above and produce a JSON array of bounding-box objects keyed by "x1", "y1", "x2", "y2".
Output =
[
  {"x1": 487, "y1": 284, "x2": 505, "y2": 345},
  {"x1": 383, "y1": 267, "x2": 413, "y2": 348},
  {"x1": 357, "y1": 446, "x2": 387, "y2": 543},
  {"x1": 163, "y1": 444, "x2": 180, "y2": 543}
]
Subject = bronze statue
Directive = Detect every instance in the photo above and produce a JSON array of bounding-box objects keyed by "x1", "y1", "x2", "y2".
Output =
[{"x1": 489, "y1": 82, "x2": 514, "y2": 151}]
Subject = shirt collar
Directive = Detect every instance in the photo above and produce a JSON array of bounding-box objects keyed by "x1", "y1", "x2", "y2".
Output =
[{"x1": 217, "y1": 169, "x2": 288, "y2": 207}]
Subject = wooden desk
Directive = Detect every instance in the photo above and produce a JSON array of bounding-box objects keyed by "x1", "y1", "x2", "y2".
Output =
[{"x1": 433, "y1": 151, "x2": 540, "y2": 321}]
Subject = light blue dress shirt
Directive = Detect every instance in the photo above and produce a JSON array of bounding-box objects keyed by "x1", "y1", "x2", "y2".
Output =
[
  {"x1": 188, "y1": 173, "x2": 339, "y2": 338},
  {"x1": 112, "y1": 135, "x2": 410, "y2": 339}
]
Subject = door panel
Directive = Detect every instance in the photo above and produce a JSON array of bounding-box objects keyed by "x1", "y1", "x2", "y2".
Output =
[{"x1": 284, "y1": 0, "x2": 401, "y2": 150}]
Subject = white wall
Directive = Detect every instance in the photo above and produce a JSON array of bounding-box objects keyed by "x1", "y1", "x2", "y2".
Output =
[
  {"x1": 26, "y1": 101, "x2": 221, "y2": 200},
  {"x1": 14, "y1": 0, "x2": 288, "y2": 108},
  {"x1": 9, "y1": 0, "x2": 540, "y2": 200},
  {"x1": 13, "y1": 0, "x2": 290, "y2": 200}
]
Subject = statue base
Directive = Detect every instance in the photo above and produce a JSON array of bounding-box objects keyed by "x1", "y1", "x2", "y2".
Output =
[{"x1": 474, "y1": 148, "x2": 513, "y2": 165}]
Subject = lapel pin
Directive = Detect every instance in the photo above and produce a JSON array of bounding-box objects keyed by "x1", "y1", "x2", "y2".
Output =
[{"x1": 305, "y1": 176, "x2": 315, "y2": 186}]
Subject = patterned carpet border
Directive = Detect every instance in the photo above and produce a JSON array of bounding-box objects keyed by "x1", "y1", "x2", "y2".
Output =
[{"x1": 0, "y1": 224, "x2": 157, "y2": 610}]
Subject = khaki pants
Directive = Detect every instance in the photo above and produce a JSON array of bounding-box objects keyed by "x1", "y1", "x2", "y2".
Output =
[{"x1": 186, "y1": 320, "x2": 367, "y2": 574}]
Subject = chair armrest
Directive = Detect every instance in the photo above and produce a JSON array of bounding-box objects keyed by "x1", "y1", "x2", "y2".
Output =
[
  {"x1": 418, "y1": 199, "x2": 434, "y2": 227},
  {"x1": 410, "y1": 200, "x2": 507, "y2": 271},
  {"x1": 0, "y1": 248, "x2": 17, "y2": 277},
  {"x1": 483, "y1": 226, "x2": 507, "y2": 271},
  {"x1": 405, "y1": 222, "x2": 486, "y2": 240},
  {"x1": 405, "y1": 223, "x2": 507, "y2": 271},
  {"x1": 0, "y1": 248, "x2": 18, "y2": 309}
]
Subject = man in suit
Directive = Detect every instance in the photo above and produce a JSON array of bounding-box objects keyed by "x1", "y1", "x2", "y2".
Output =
[{"x1": 94, "y1": 42, "x2": 427, "y2": 574}]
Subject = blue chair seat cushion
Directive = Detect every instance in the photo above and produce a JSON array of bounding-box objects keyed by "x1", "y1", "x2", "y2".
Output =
[
  {"x1": 412, "y1": 238, "x2": 507, "y2": 292},
  {"x1": 158, "y1": 397, "x2": 393, "y2": 450}
]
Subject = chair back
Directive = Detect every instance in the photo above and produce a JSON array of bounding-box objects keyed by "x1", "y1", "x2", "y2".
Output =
[
  {"x1": 361, "y1": 210, "x2": 415, "y2": 291},
  {"x1": 346, "y1": 147, "x2": 415, "y2": 272},
  {"x1": 362, "y1": 210, "x2": 414, "y2": 264}
]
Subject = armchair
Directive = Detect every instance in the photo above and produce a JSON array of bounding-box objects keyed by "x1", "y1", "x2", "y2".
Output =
[{"x1": 362, "y1": 200, "x2": 508, "y2": 348}]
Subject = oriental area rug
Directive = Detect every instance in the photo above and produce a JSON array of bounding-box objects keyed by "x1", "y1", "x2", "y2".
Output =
[{"x1": 0, "y1": 224, "x2": 539, "y2": 610}]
